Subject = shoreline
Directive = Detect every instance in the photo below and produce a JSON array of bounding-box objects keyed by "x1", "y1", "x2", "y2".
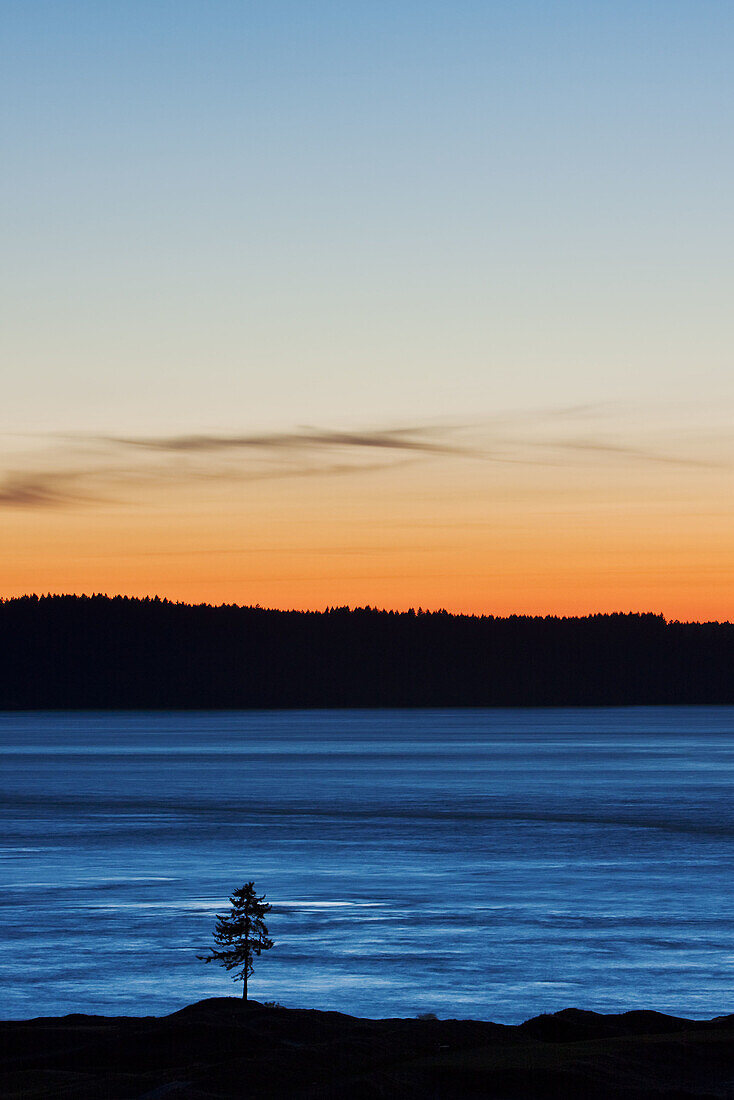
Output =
[{"x1": 3, "y1": 997, "x2": 734, "y2": 1098}]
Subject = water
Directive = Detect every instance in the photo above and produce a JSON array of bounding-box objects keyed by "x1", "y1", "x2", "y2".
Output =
[{"x1": 2, "y1": 707, "x2": 734, "y2": 1022}]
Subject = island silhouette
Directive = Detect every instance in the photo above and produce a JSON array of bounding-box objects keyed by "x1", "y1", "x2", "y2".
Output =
[{"x1": 1, "y1": 593, "x2": 733, "y2": 709}]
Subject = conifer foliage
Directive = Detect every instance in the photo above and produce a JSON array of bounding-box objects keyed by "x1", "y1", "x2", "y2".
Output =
[
  {"x1": 199, "y1": 882, "x2": 274, "y2": 1000},
  {"x1": 5, "y1": 595, "x2": 734, "y2": 708}
]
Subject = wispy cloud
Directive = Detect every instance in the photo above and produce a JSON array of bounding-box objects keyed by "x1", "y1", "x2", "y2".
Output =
[
  {"x1": 0, "y1": 425, "x2": 453, "y2": 509},
  {"x1": 531, "y1": 437, "x2": 728, "y2": 470},
  {"x1": 0, "y1": 471, "x2": 84, "y2": 507},
  {"x1": 100, "y1": 425, "x2": 463, "y2": 455},
  {"x1": 1, "y1": 408, "x2": 731, "y2": 510}
]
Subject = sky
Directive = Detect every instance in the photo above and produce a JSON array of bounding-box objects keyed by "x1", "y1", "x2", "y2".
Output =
[{"x1": 2, "y1": 1, "x2": 733, "y2": 619}]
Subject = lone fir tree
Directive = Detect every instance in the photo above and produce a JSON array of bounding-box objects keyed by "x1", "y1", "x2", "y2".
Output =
[{"x1": 199, "y1": 882, "x2": 274, "y2": 1000}]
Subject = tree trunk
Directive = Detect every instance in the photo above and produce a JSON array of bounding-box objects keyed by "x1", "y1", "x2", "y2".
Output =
[{"x1": 243, "y1": 968, "x2": 248, "y2": 1000}]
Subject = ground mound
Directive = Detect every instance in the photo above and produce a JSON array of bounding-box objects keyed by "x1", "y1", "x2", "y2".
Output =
[{"x1": 2, "y1": 998, "x2": 734, "y2": 1098}]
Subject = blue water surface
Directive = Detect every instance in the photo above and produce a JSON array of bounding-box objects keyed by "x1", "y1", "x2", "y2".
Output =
[{"x1": 1, "y1": 707, "x2": 733, "y2": 1021}]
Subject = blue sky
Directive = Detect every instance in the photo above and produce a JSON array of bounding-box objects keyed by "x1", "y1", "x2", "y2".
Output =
[{"x1": 3, "y1": 1, "x2": 732, "y2": 435}]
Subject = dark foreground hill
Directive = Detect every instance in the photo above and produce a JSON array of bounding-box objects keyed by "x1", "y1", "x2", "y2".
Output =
[
  {"x1": 2, "y1": 594, "x2": 734, "y2": 708},
  {"x1": 3, "y1": 998, "x2": 734, "y2": 1099}
]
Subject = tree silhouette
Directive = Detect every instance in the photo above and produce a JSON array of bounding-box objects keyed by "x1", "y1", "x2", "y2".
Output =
[
  {"x1": 6, "y1": 595, "x2": 734, "y2": 708},
  {"x1": 199, "y1": 882, "x2": 274, "y2": 1000}
]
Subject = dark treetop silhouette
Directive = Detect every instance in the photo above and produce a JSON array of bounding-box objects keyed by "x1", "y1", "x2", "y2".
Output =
[
  {"x1": 199, "y1": 883, "x2": 274, "y2": 1000},
  {"x1": 2, "y1": 593, "x2": 734, "y2": 707}
]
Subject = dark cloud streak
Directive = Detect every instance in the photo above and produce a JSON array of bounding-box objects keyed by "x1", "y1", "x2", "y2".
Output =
[
  {"x1": 0, "y1": 472, "x2": 82, "y2": 507},
  {"x1": 102, "y1": 426, "x2": 463, "y2": 456},
  {"x1": 1, "y1": 413, "x2": 730, "y2": 510}
]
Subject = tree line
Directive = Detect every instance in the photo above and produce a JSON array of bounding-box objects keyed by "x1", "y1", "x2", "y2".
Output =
[{"x1": 1, "y1": 594, "x2": 733, "y2": 708}]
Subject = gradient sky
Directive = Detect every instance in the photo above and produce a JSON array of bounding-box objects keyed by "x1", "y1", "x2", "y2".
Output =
[{"x1": 2, "y1": 1, "x2": 733, "y2": 618}]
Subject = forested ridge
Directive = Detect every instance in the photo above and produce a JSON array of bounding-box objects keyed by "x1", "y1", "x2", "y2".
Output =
[{"x1": 1, "y1": 594, "x2": 733, "y2": 709}]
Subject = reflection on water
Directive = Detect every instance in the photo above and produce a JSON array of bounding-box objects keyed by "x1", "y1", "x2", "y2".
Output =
[{"x1": 1, "y1": 707, "x2": 734, "y2": 1021}]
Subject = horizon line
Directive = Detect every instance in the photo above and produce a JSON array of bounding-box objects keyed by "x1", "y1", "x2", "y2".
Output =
[{"x1": 3, "y1": 591, "x2": 731, "y2": 628}]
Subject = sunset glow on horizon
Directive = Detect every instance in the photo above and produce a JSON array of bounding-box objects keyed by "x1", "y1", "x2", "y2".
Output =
[{"x1": 4, "y1": 405, "x2": 733, "y2": 621}]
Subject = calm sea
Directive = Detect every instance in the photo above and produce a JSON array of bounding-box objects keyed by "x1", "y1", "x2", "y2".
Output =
[{"x1": 2, "y1": 708, "x2": 734, "y2": 1022}]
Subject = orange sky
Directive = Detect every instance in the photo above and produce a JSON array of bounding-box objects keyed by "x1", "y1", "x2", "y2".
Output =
[{"x1": 3, "y1": 415, "x2": 733, "y2": 621}]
